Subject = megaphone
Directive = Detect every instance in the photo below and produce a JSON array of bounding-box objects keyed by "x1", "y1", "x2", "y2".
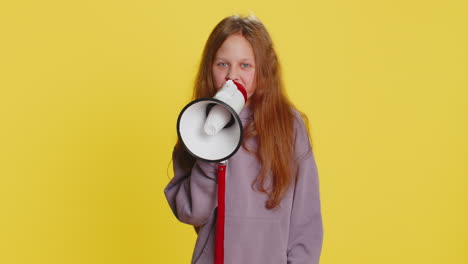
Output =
[{"x1": 177, "y1": 80, "x2": 248, "y2": 162}]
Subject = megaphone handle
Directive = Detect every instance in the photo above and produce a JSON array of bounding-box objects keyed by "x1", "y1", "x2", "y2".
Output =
[{"x1": 215, "y1": 160, "x2": 227, "y2": 264}]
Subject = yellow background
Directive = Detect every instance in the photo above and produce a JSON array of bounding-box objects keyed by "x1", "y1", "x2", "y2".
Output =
[{"x1": 0, "y1": 0, "x2": 466, "y2": 263}]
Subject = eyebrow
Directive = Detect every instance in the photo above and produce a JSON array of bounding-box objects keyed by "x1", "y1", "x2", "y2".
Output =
[{"x1": 215, "y1": 57, "x2": 254, "y2": 62}]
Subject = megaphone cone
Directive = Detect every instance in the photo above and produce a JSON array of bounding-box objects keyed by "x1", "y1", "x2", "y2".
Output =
[{"x1": 177, "y1": 80, "x2": 247, "y2": 162}]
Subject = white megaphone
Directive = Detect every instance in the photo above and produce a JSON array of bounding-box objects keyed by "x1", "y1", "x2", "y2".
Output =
[{"x1": 177, "y1": 80, "x2": 248, "y2": 162}]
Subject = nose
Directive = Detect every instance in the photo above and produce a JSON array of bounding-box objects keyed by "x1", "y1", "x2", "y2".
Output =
[{"x1": 226, "y1": 66, "x2": 240, "y2": 81}]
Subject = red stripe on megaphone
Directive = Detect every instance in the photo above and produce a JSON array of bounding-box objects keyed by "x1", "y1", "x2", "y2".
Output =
[{"x1": 232, "y1": 81, "x2": 248, "y2": 102}]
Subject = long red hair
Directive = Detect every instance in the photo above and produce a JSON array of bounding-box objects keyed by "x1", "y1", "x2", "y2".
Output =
[{"x1": 174, "y1": 14, "x2": 311, "y2": 209}]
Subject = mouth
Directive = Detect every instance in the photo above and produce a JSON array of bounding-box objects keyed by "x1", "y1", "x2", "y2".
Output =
[{"x1": 224, "y1": 79, "x2": 244, "y2": 87}]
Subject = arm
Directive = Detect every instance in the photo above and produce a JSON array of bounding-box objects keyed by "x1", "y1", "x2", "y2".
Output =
[
  {"x1": 163, "y1": 149, "x2": 218, "y2": 227},
  {"x1": 287, "y1": 114, "x2": 324, "y2": 264}
]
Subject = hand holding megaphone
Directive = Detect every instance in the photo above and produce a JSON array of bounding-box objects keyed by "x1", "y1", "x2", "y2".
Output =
[{"x1": 177, "y1": 80, "x2": 248, "y2": 162}]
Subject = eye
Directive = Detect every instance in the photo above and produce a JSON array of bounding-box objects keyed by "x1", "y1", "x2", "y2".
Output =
[
  {"x1": 241, "y1": 63, "x2": 250, "y2": 68},
  {"x1": 218, "y1": 62, "x2": 228, "y2": 67}
]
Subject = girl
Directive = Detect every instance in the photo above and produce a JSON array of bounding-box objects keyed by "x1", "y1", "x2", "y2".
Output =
[{"x1": 164, "y1": 14, "x2": 323, "y2": 264}]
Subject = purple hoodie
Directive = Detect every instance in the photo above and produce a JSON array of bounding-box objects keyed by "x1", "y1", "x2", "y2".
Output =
[{"x1": 164, "y1": 105, "x2": 323, "y2": 264}]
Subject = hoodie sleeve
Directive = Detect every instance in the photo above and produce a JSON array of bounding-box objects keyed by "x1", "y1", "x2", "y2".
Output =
[
  {"x1": 163, "y1": 149, "x2": 218, "y2": 227},
  {"x1": 287, "y1": 113, "x2": 324, "y2": 264}
]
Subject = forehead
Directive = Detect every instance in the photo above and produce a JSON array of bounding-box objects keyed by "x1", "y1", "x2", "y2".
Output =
[{"x1": 215, "y1": 33, "x2": 255, "y2": 60}]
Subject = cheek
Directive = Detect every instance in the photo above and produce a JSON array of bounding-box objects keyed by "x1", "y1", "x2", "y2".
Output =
[
  {"x1": 212, "y1": 69, "x2": 225, "y2": 89},
  {"x1": 244, "y1": 71, "x2": 256, "y2": 94}
]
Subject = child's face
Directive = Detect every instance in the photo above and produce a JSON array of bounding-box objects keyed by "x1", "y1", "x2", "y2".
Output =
[{"x1": 212, "y1": 33, "x2": 256, "y2": 102}]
